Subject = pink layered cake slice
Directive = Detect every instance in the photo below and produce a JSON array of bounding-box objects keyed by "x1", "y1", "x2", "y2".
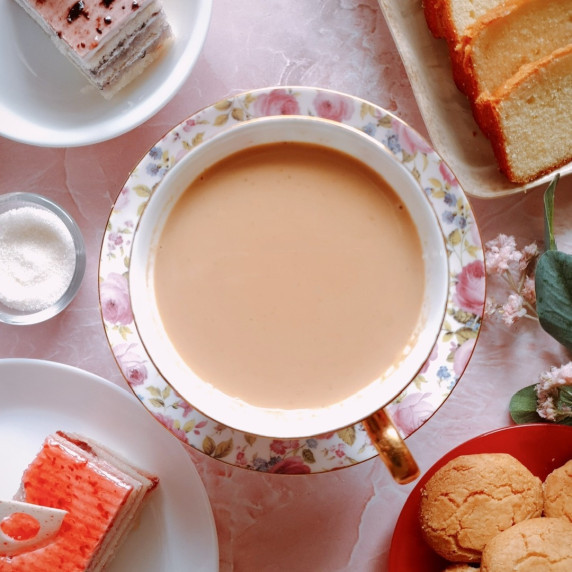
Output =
[
  {"x1": 1, "y1": 431, "x2": 159, "y2": 571},
  {"x1": 12, "y1": 0, "x2": 173, "y2": 98}
]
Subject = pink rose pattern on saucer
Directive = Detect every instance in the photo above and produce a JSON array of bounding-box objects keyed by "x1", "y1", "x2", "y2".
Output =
[{"x1": 100, "y1": 87, "x2": 485, "y2": 474}]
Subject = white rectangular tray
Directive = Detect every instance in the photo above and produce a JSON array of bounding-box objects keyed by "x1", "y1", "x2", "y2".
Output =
[{"x1": 377, "y1": 0, "x2": 572, "y2": 199}]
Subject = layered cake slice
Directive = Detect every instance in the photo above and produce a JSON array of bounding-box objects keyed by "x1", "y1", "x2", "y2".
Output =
[
  {"x1": 12, "y1": 0, "x2": 173, "y2": 98},
  {"x1": 1, "y1": 431, "x2": 159, "y2": 571}
]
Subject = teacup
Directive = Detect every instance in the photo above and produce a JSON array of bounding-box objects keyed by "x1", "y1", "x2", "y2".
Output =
[{"x1": 130, "y1": 115, "x2": 449, "y2": 483}]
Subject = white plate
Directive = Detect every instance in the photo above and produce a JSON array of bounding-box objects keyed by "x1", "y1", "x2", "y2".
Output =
[
  {"x1": 0, "y1": 0, "x2": 212, "y2": 147},
  {"x1": 377, "y1": 0, "x2": 572, "y2": 198},
  {"x1": 0, "y1": 358, "x2": 219, "y2": 571}
]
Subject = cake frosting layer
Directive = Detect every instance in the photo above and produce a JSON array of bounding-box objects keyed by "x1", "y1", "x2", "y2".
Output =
[
  {"x1": 17, "y1": 1, "x2": 157, "y2": 58},
  {"x1": 12, "y1": 0, "x2": 173, "y2": 98}
]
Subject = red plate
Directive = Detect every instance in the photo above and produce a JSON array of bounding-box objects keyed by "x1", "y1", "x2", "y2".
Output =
[{"x1": 388, "y1": 424, "x2": 572, "y2": 571}]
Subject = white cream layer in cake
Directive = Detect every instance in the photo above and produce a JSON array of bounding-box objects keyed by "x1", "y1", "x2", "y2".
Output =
[{"x1": 12, "y1": 0, "x2": 173, "y2": 98}]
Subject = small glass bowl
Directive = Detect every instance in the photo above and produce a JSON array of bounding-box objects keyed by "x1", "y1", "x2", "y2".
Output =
[{"x1": 0, "y1": 192, "x2": 86, "y2": 325}]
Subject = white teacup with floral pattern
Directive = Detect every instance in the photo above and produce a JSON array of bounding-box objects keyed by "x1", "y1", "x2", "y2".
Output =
[{"x1": 129, "y1": 115, "x2": 449, "y2": 483}]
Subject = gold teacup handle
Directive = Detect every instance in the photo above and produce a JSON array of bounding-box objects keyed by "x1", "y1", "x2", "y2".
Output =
[{"x1": 362, "y1": 409, "x2": 420, "y2": 484}]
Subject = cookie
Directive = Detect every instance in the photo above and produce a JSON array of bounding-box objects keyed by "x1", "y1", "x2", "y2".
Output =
[
  {"x1": 481, "y1": 517, "x2": 572, "y2": 571},
  {"x1": 544, "y1": 459, "x2": 572, "y2": 523},
  {"x1": 443, "y1": 564, "x2": 480, "y2": 571},
  {"x1": 419, "y1": 453, "x2": 543, "y2": 562}
]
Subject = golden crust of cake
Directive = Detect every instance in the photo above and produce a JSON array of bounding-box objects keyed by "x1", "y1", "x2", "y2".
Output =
[
  {"x1": 419, "y1": 453, "x2": 543, "y2": 563},
  {"x1": 423, "y1": 0, "x2": 508, "y2": 88},
  {"x1": 544, "y1": 459, "x2": 572, "y2": 523},
  {"x1": 423, "y1": 0, "x2": 450, "y2": 40},
  {"x1": 481, "y1": 517, "x2": 572, "y2": 571},
  {"x1": 423, "y1": 0, "x2": 507, "y2": 45},
  {"x1": 475, "y1": 44, "x2": 572, "y2": 183},
  {"x1": 455, "y1": 0, "x2": 572, "y2": 100}
]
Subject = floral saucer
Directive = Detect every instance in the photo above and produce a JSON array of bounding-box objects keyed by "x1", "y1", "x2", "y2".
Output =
[{"x1": 99, "y1": 86, "x2": 485, "y2": 474}]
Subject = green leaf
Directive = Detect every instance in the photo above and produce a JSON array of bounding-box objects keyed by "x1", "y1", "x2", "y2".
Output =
[
  {"x1": 557, "y1": 386, "x2": 572, "y2": 409},
  {"x1": 535, "y1": 174, "x2": 572, "y2": 350},
  {"x1": 509, "y1": 385, "x2": 544, "y2": 424},
  {"x1": 543, "y1": 174, "x2": 559, "y2": 251},
  {"x1": 535, "y1": 250, "x2": 572, "y2": 350},
  {"x1": 509, "y1": 385, "x2": 572, "y2": 426}
]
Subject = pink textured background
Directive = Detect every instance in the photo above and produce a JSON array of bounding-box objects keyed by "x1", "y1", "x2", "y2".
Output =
[{"x1": 1, "y1": 1, "x2": 572, "y2": 570}]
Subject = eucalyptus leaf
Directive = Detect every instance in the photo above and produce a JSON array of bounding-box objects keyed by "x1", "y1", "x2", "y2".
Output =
[
  {"x1": 509, "y1": 175, "x2": 572, "y2": 427},
  {"x1": 509, "y1": 385, "x2": 545, "y2": 424},
  {"x1": 510, "y1": 384, "x2": 572, "y2": 426},
  {"x1": 536, "y1": 175, "x2": 572, "y2": 350},
  {"x1": 536, "y1": 250, "x2": 572, "y2": 350},
  {"x1": 558, "y1": 386, "x2": 572, "y2": 409}
]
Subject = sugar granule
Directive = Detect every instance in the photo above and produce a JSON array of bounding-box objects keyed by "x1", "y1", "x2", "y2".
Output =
[{"x1": 0, "y1": 206, "x2": 76, "y2": 312}]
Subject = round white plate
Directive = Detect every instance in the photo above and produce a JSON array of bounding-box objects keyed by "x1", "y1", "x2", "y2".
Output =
[
  {"x1": 0, "y1": 358, "x2": 219, "y2": 571},
  {"x1": 0, "y1": 0, "x2": 212, "y2": 147}
]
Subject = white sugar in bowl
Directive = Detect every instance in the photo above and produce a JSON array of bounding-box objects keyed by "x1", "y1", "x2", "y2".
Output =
[{"x1": 0, "y1": 192, "x2": 86, "y2": 325}]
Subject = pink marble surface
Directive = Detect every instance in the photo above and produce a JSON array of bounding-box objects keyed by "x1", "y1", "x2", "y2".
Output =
[{"x1": 1, "y1": 1, "x2": 571, "y2": 570}]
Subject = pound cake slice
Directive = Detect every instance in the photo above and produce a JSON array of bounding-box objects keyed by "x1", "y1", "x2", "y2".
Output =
[
  {"x1": 422, "y1": 0, "x2": 508, "y2": 88},
  {"x1": 456, "y1": 0, "x2": 572, "y2": 99},
  {"x1": 423, "y1": 0, "x2": 507, "y2": 45},
  {"x1": 476, "y1": 44, "x2": 572, "y2": 184},
  {"x1": 1, "y1": 431, "x2": 159, "y2": 571},
  {"x1": 11, "y1": 0, "x2": 173, "y2": 99}
]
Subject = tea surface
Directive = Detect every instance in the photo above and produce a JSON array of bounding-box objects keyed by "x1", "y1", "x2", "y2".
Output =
[{"x1": 154, "y1": 142, "x2": 425, "y2": 409}]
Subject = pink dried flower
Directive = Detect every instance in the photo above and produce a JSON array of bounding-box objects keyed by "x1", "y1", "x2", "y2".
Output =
[
  {"x1": 484, "y1": 298, "x2": 498, "y2": 317},
  {"x1": 520, "y1": 242, "x2": 540, "y2": 271},
  {"x1": 522, "y1": 275, "x2": 536, "y2": 304},
  {"x1": 501, "y1": 294, "x2": 527, "y2": 326},
  {"x1": 485, "y1": 234, "x2": 522, "y2": 275},
  {"x1": 536, "y1": 363, "x2": 572, "y2": 421},
  {"x1": 484, "y1": 234, "x2": 539, "y2": 325}
]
